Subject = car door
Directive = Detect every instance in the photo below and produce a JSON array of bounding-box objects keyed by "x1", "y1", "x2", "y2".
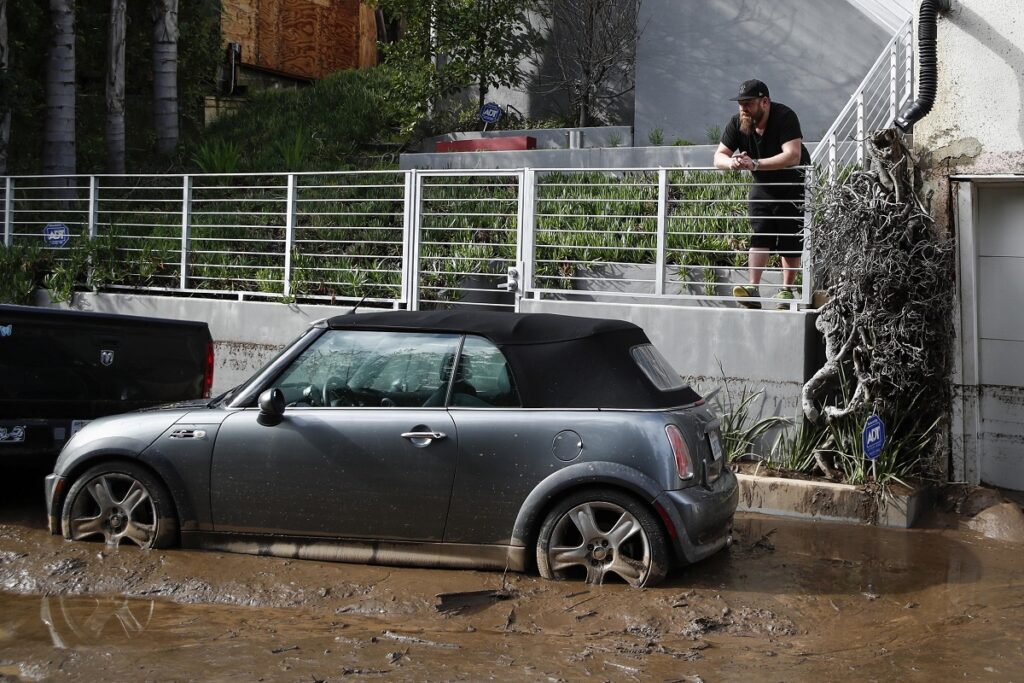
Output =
[{"x1": 209, "y1": 330, "x2": 462, "y2": 542}]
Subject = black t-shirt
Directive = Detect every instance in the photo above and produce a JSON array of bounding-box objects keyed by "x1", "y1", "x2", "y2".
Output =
[{"x1": 721, "y1": 101, "x2": 811, "y2": 204}]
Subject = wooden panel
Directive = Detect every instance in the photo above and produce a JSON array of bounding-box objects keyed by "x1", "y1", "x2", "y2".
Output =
[
  {"x1": 222, "y1": 0, "x2": 370, "y2": 80},
  {"x1": 358, "y1": 3, "x2": 379, "y2": 68},
  {"x1": 221, "y1": 0, "x2": 259, "y2": 62}
]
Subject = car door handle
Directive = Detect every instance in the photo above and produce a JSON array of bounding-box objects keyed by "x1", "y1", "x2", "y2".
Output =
[{"x1": 401, "y1": 430, "x2": 447, "y2": 442}]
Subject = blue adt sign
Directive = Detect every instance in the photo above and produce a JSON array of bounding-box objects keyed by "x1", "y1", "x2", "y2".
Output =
[
  {"x1": 43, "y1": 223, "x2": 70, "y2": 248},
  {"x1": 479, "y1": 102, "x2": 503, "y2": 124},
  {"x1": 862, "y1": 414, "x2": 886, "y2": 460}
]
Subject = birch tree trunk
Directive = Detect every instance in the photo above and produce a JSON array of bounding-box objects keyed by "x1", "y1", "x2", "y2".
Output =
[
  {"x1": 44, "y1": 0, "x2": 76, "y2": 176},
  {"x1": 105, "y1": 0, "x2": 126, "y2": 173},
  {"x1": 152, "y1": 0, "x2": 178, "y2": 156},
  {"x1": 0, "y1": 0, "x2": 10, "y2": 175}
]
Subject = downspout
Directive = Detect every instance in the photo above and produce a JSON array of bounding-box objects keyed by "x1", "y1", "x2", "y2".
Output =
[{"x1": 894, "y1": 0, "x2": 952, "y2": 131}]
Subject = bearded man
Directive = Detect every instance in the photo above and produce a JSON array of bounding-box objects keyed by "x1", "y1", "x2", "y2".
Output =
[{"x1": 713, "y1": 79, "x2": 811, "y2": 309}]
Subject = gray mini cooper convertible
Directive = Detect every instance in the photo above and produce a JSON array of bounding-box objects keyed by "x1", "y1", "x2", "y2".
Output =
[{"x1": 45, "y1": 310, "x2": 737, "y2": 587}]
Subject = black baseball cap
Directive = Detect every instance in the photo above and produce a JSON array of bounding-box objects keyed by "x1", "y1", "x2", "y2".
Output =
[{"x1": 729, "y1": 79, "x2": 770, "y2": 101}]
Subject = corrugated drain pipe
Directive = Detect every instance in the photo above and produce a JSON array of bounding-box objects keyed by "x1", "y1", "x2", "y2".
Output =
[{"x1": 894, "y1": 0, "x2": 952, "y2": 131}]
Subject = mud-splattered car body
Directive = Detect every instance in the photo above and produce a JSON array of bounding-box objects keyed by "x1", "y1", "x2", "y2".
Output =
[{"x1": 45, "y1": 311, "x2": 737, "y2": 586}]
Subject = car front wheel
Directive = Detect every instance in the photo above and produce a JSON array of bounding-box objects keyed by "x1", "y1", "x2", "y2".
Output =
[
  {"x1": 536, "y1": 488, "x2": 669, "y2": 587},
  {"x1": 61, "y1": 462, "x2": 179, "y2": 549}
]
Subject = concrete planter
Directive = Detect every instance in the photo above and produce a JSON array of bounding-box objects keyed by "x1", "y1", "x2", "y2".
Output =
[{"x1": 736, "y1": 472, "x2": 932, "y2": 529}]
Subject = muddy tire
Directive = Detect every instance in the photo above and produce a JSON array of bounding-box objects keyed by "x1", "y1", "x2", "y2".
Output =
[
  {"x1": 536, "y1": 488, "x2": 669, "y2": 587},
  {"x1": 61, "y1": 462, "x2": 179, "y2": 549}
]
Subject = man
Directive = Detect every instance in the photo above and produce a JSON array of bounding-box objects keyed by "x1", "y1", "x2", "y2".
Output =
[{"x1": 713, "y1": 79, "x2": 810, "y2": 309}]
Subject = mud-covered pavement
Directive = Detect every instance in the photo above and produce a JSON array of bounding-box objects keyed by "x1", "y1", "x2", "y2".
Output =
[{"x1": 1, "y1": 462, "x2": 1023, "y2": 682}]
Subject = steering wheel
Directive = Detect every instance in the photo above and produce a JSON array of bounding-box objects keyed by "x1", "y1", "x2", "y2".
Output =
[{"x1": 322, "y1": 376, "x2": 356, "y2": 406}]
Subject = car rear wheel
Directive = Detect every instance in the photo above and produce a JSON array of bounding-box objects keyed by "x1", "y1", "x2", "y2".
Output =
[
  {"x1": 61, "y1": 462, "x2": 178, "y2": 549},
  {"x1": 536, "y1": 488, "x2": 669, "y2": 587}
]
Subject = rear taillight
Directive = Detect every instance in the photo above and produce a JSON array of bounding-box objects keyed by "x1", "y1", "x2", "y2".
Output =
[
  {"x1": 665, "y1": 424, "x2": 695, "y2": 480},
  {"x1": 202, "y1": 341, "x2": 215, "y2": 398}
]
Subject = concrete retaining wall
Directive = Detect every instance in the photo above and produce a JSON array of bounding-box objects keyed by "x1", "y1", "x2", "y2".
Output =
[
  {"x1": 34, "y1": 291, "x2": 822, "y2": 434},
  {"x1": 519, "y1": 298, "x2": 821, "y2": 423}
]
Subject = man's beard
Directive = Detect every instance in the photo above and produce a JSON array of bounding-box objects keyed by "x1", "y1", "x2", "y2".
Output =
[{"x1": 739, "y1": 104, "x2": 764, "y2": 134}]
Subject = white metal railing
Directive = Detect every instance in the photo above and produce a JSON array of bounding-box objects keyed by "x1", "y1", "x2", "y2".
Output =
[
  {"x1": 1, "y1": 168, "x2": 813, "y2": 312},
  {"x1": 812, "y1": 17, "x2": 914, "y2": 178}
]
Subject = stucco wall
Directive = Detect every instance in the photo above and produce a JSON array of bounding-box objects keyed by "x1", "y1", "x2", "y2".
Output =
[
  {"x1": 915, "y1": 0, "x2": 1024, "y2": 219},
  {"x1": 914, "y1": 1, "x2": 1024, "y2": 162}
]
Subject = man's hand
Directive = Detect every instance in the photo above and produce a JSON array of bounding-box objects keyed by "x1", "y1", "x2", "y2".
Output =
[{"x1": 730, "y1": 151, "x2": 754, "y2": 171}]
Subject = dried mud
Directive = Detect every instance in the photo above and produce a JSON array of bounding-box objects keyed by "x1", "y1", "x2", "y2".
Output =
[{"x1": 1, "y1": 462, "x2": 1022, "y2": 682}]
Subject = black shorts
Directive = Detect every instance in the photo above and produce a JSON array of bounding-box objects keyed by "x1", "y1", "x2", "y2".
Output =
[{"x1": 749, "y1": 198, "x2": 804, "y2": 256}]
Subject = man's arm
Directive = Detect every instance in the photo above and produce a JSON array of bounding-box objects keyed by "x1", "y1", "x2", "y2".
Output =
[
  {"x1": 754, "y1": 138, "x2": 803, "y2": 171},
  {"x1": 713, "y1": 142, "x2": 738, "y2": 170}
]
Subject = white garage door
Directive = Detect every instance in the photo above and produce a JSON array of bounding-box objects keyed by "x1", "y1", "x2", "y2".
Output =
[{"x1": 975, "y1": 184, "x2": 1024, "y2": 490}]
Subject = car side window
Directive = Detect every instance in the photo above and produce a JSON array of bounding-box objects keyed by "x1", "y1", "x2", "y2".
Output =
[
  {"x1": 451, "y1": 336, "x2": 520, "y2": 408},
  {"x1": 269, "y1": 330, "x2": 461, "y2": 408}
]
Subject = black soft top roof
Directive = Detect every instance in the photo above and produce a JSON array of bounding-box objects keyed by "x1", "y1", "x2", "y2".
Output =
[
  {"x1": 325, "y1": 310, "x2": 639, "y2": 345},
  {"x1": 325, "y1": 310, "x2": 701, "y2": 409}
]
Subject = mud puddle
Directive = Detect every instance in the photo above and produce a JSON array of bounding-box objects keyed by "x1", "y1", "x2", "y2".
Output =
[{"x1": 1, "y1": 511, "x2": 1023, "y2": 682}]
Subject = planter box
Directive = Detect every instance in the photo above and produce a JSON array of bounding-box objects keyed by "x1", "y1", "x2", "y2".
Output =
[
  {"x1": 736, "y1": 473, "x2": 932, "y2": 528},
  {"x1": 436, "y1": 136, "x2": 537, "y2": 153}
]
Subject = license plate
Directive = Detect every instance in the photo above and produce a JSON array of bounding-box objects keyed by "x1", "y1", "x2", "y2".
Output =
[
  {"x1": 708, "y1": 431, "x2": 724, "y2": 461},
  {"x1": 0, "y1": 426, "x2": 26, "y2": 443}
]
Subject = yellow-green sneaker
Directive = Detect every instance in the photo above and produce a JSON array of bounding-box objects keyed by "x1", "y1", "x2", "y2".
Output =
[
  {"x1": 774, "y1": 288, "x2": 795, "y2": 309},
  {"x1": 732, "y1": 284, "x2": 760, "y2": 309}
]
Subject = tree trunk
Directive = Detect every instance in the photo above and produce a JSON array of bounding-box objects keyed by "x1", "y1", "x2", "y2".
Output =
[
  {"x1": 44, "y1": 0, "x2": 76, "y2": 177},
  {"x1": 106, "y1": 0, "x2": 127, "y2": 173},
  {"x1": 152, "y1": 0, "x2": 179, "y2": 156},
  {"x1": 0, "y1": 0, "x2": 10, "y2": 175}
]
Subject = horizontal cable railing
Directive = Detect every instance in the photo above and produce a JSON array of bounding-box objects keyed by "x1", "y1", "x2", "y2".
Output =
[
  {"x1": 812, "y1": 17, "x2": 914, "y2": 179},
  {"x1": 528, "y1": 167, "x2": 810, "y2": 308},
  {"x1": 1, "y1": 168, "x2": 813, "y2": 312}
]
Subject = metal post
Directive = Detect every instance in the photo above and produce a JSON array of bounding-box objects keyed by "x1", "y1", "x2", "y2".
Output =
[
  {"x1": 3, "y1": 177, "x2": 12, "y2": 247},
  {"x1": 856, "y1": 92, "x2": 865, "y2": 167},
  {"x1": 87, "y1": 176, "x2": 99, "y2": 240},
  {"x1": 519, "y1": 168, "x2": 536, "y2": 307},
  {"x1": 407, "y1": 170, "x2": 422, "y2": 311},
  {"x1": 655, "y1": 169, "x2": 668, "y2": 296},
  {"x1": 889, "y1": 39, "x2": 899, "y2": 122},
  {"x1": 904, "y1": 25, "x2": 914, "y2": 109},
  {"x1": 179, "y1": 175, "x2": 192, "y2": 291},
  {"x1": 283, "y1": 174, "x2": 296, "y2": 297},
  {"x1": 828, "y1": 133, "x2": 837, "y2": 181},
  {"x1": 800, "y1": 165, "x2": 815, "y2": 307}
]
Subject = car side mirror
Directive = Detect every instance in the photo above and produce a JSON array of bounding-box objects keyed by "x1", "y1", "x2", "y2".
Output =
[{"x1": 257, "y1": 388, "x2": 286, "y2": 426}]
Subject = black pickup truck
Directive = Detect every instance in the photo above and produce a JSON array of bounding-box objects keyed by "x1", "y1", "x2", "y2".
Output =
[{"x1": 0, "y1": 304, "x2": 213, "y2": 459}]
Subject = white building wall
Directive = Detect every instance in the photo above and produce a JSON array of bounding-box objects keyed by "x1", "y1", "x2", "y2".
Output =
[{"x1": 914, "y1": 0, "x2": 1024, "y2": 490}]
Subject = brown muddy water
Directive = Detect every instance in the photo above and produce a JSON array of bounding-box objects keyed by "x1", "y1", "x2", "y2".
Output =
[{"x1": 0, "y1": 463, "x2": 1022, "y2": 682}]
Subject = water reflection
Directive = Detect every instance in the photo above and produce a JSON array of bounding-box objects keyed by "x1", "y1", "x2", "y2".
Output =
[
  {"x1": 40, "y1": 595, "x2": 155, "y2": 648},
  {"x1": 681, "y1": 514, "x2": 986, "y2": 597}
]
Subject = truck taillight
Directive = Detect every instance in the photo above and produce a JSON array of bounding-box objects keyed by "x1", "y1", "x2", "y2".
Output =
[
  {"x1": 203, "y1": 341, "x2": 215, "y2": 398},
  {"x1": 665, "y1": 424, "x2": 695, "y2": 480}
]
